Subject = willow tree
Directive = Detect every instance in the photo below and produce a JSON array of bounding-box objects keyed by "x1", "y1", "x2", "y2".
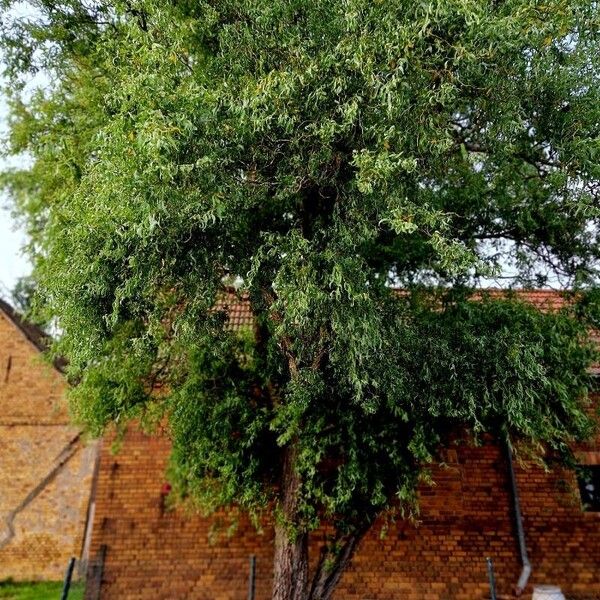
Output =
[{"x1": 2, "y1": 1, "x2": 600, "y2": 598}]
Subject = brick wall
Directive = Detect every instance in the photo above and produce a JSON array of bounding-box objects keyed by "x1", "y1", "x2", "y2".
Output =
[
  {"x1": 0, "y1": 308, "x2": 97, "y2": 581},
  {"x1": 87, "y1": 415, "x2": 600, "y2": 600}
]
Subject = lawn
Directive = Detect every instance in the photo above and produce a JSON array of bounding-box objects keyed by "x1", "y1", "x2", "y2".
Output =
[{"x1": 0, "y1": 581, "x2": 84, "y2": 600}]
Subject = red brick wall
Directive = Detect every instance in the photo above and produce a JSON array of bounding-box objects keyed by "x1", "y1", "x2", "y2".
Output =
[
  {"x1": 87, "y1": 418, "x2": 600, "y2": 600},
  {"x1": 0, "y1": 309, "x2": 97, "y2": 581}
]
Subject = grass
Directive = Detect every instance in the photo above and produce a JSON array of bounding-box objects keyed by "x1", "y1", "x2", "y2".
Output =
[{"x1": 0, "y1": 581, "x2": 84, "y2": 600}]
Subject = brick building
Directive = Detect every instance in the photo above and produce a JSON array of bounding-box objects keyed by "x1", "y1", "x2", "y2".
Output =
[
  {"x1": 0, "y1": 298, "x2": 97, "y2": 581},
  {"x1": 85, "y1": 291, "x2": 600, "y2": 600}
]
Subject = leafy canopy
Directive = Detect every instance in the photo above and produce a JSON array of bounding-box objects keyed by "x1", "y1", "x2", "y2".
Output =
[{"x1": 1, "y1": 0, "x2": 600, "y2": 537}]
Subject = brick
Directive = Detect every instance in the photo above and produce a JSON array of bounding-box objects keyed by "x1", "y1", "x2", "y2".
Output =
[
  {"x1": 86, "y1": 417, "x2": 600, "y2": 600},
  {"x1": 0, "y1": 308, "x2": 96, "y2": 581}
]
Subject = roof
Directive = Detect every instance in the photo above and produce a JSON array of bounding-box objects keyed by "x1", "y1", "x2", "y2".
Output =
[
  {"x1": 0, "y1": 289, "x2": 573, "y2": 338},
  {"x1": 2, "y1": 290, "x2": 595, "y2": 374},
  {"x1": 218, "y1": 292, "x2": 253, "y2": 329},
  {"x1": 0, "y1": 297, "x2": 66, "y2": 372},
  {"x1": 0, "y1": 296, "x2": 51, "y2": 353},
  {"x1": 479, "y1": 289, "x2": 569, "y2": 311},
  {"x1": 218, "y1": 289, "x2": 573, "y2": 329}
]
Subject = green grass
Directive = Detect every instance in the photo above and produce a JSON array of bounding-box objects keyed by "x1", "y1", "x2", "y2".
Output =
[{"x1": 0, "y1": 581, "x2": 84, "y2": 600}]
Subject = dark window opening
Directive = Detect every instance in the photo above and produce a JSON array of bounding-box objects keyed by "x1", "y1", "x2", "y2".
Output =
[{"x1": 576, "y1": 465, "x2": 600, "y2": 512}]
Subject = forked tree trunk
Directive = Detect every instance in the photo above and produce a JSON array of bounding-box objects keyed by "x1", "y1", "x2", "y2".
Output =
[
  {"x1": 271, "y1": 442, "x2": 368, "y2": 600},
  {"x1": 307, "y1": 527, "x2": 367, "y2": 600}
]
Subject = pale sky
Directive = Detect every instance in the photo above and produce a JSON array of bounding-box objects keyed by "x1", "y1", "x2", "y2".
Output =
[
  {"x1": 0, "y1": 204, "x2": 30, "y2": 298},
  {"x1": 0, "y1": 95, "x2": 31, "y2": 300},
  {"x1": 0, "y1": 3, "x2": 38, "y2": 300}
]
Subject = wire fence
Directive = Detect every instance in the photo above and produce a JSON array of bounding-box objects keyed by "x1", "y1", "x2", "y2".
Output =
[
  {"x1": 49, "y1": 556, "x2": 88, "y2": 600},
  {"x1": 56, "y1": 546, "x2": 106, "y2": 600},
  {"x1": 84, "y1": 545, "x2": 107, "y2": 600},
  {"x1": 58, "y1": 552, "x2": 599, "y2": 600}
]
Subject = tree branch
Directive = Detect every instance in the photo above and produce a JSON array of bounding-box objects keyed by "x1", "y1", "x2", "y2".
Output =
[{"x1": 308, "y1": 524, "x2": 370, "y2": 600}]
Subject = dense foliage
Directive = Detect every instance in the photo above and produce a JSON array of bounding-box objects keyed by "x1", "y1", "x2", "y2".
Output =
[{"x1": 1, "y1": 1, "x2": 599, "y2": 597}]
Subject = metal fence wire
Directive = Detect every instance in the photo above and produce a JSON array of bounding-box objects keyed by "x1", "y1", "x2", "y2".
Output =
[
  {"x1": 61, "y1": 552, "x2": 600, "y2": 600},
  {"x1": 84, "y1": 545, "x2": 107, "y2": 600},
  {"x1": 53, "y1": 556, "x2": 89, "y2": 600}
]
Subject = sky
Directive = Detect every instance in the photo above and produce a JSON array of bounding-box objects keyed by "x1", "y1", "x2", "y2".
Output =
[
  {"x1": 0, "y1": 3, "x2": 37, "y2": 301},
  {"x1": 0, "y1": 97, "x2": 31, "y2": 300}
]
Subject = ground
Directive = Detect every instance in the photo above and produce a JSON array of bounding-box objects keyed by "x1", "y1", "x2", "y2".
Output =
[{"x1": 0, "y1": 580, "x2": 84, "y2": 600}]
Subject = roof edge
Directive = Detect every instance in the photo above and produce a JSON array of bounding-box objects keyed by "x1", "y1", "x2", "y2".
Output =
[{"x1": 0, "y1": 297, "x2": 65, "y2": 372}]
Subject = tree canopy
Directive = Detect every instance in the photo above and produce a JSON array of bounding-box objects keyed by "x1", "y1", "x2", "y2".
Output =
[{"x1": 1, "y1": 1, "x2": 599, "y2": 598}]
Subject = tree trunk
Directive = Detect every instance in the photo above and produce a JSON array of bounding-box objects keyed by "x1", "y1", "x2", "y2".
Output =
[
  {"x1": 272, "y1": 442, "x2": 309, "y2": 600},
  {"x1": 272, "y1": 522, "x2": 309, "y2": 600},
  {"x1": 271, "y1": 440, "x2": 369, "y2": 600}
]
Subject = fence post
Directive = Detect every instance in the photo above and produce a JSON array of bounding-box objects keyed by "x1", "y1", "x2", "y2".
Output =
[
  {"x1": 486, "y1": 557, "x2": 497, "y2": 600},
  {"x1": 60, "y1": 557, "x2": 76, "y2": 600},
  {"x1": 247, "y1": 555, "x2": 256, "y2": 600}
]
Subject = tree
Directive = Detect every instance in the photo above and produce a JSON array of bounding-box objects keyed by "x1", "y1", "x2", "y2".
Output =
[
  {"x1": 11, "y1": 275, "x2": 38, "y2": 314},
  {"x1": 1, "y1": 1, "x2": 600, "y2": 598}
]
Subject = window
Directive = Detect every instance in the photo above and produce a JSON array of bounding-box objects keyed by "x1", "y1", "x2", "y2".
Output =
[{"x1": 576, "y1": 465, "x2": 600, "y2": 512}]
